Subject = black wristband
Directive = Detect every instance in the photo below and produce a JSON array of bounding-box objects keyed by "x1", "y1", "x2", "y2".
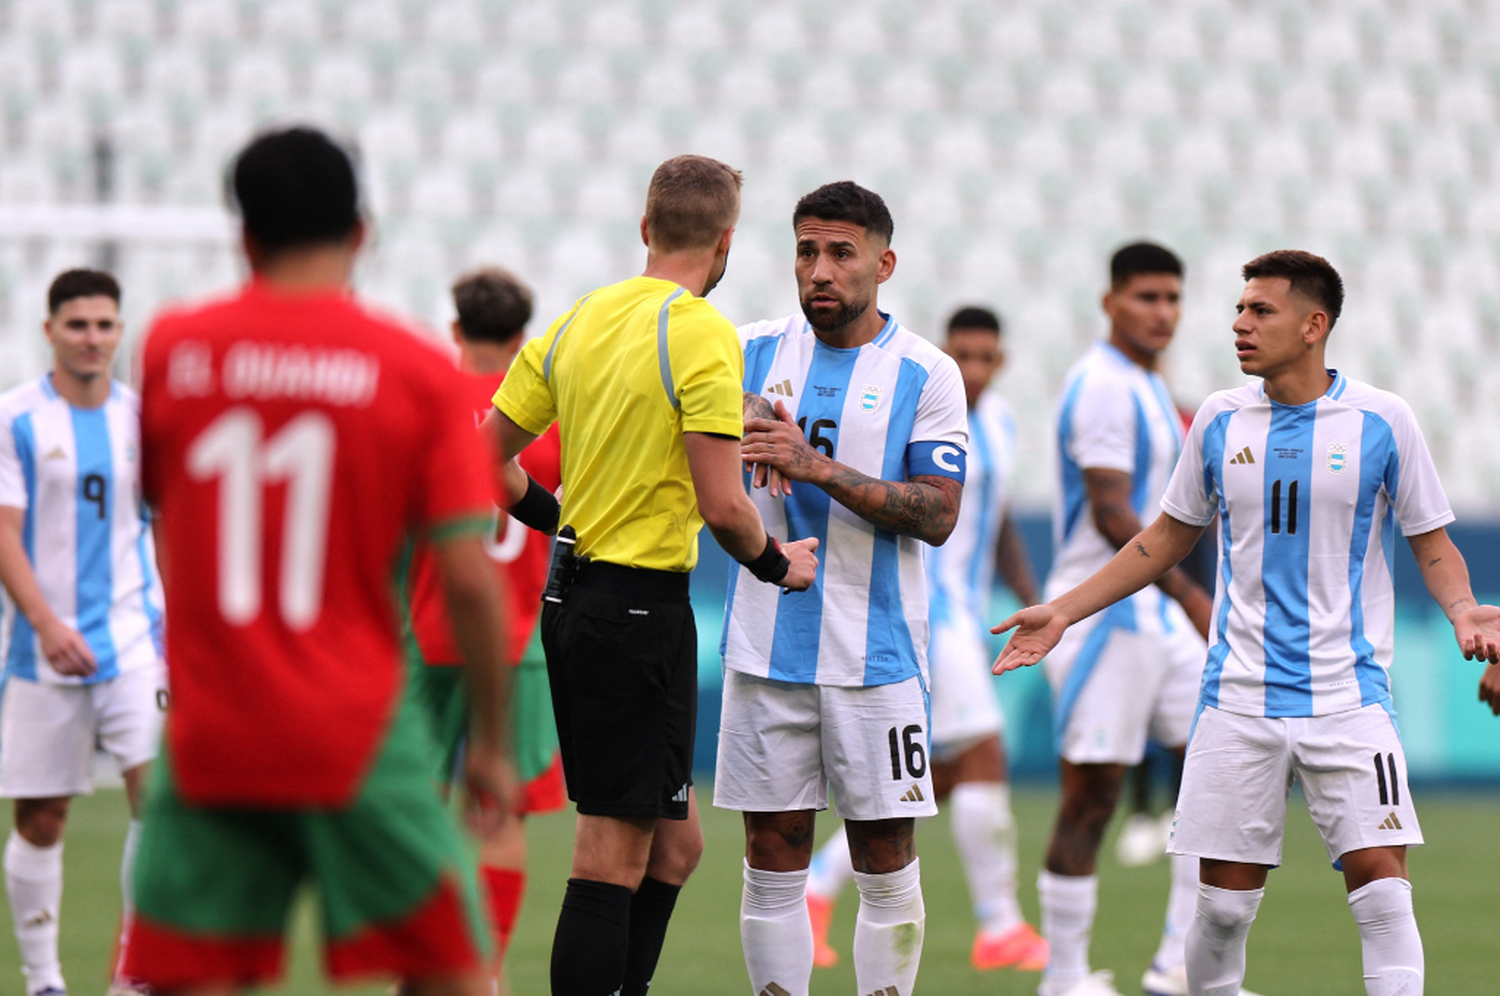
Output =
[
  {"x1": 509, "y1": 476, "x2": 561, "y2": 536},
  {"x1": 740, "y1": 532, "x2": 792, "y2": 585}
]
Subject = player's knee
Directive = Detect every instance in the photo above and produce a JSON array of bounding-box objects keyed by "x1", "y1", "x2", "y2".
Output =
[
  {"x1": 1196, "y1": 884, "x2": 1263, "y2": 933},
  {"x1": 13, "y1": 797, "x2": 68, "y2": 846}
]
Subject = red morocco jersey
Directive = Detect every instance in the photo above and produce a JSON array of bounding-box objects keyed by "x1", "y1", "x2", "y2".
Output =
[
  {"x1": 406, "y1": 370, "x2": 561, "y2": 667},
  {"x1": 139, "y1": 281, "x2": 494, "y2": 808}
]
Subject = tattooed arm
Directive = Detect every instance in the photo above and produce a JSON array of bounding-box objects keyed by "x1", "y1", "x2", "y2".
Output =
[
  {"x1": 741, "y1": 399, "x2": 960, "y2": 545},
  {"x1": 1085, "y1": 467, "x2": 1212, "y2": 637},
  {"x1": 1408, "y1": 527, "x2": 1500, "y2": 671}
]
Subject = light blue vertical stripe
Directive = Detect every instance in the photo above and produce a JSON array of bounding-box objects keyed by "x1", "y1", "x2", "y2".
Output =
[
  {"x1": 1199, "y1": 410, "x2": 1235, "y2": 707},
  {"x1": 135, "y1": 503, "x2": 164, "y2": 658},
  {"x1": 1130, "y1": 396, "x2": 1152, "y2": 515},
  {"x1": 655, "y1": 287, "x2": 687, "y2": 409},
  {"x1": 768, "y1": 341, "x2": 860, "y2": 682},
  {"x1": 1350, "y1": 412, "x2": 1396, "y2": 708},
  {"x1": 1260, "y1": 403, "x2": 1315, "y2": 716},
  {"x1": 1056, "y1": 374, "x2": 1088, "y2": 545},
  {"x1": 963, "y1": 411, "x2": 997, "y2": 605},
  {"x1": 72, "y1": 406, "x2": 118, "y2": 681},
  {"x1": 6, "y1": 414, "x2": 38, "y2": 680},
  {"x1": 864, "y1": 357, "x2": 928, "y2": 686}
]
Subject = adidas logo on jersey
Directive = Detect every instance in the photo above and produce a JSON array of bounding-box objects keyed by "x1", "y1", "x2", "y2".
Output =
[
  {"x1": 766, "y1": 379, "x2": 794, "y2": 398},
  {"x1": 899, "y1": 784, "x2": 925, "y2": 803},
  {"x1": 43, "y1": 446, "x2": 66, "y2": 461},
  {"x1": 760, "y1": 983, "x2": 792, "y2": 996},
  {"x1": 1378, "y1": 812, "x2": 1403, "y2": 830},
  {"x1": 1229, "y1": 446, "x2": 1255, "y2": 465}
]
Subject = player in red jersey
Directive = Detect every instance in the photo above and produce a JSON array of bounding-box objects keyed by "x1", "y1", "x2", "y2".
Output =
[
  {"x1": 402, "y1": 266, "x2": 565, "y2": 973},
  {"x1": 122, "y1": 127, "x2": 515, "y2": 996}
]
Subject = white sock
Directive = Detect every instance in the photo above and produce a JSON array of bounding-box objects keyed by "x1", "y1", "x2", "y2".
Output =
[
  {"x1": 741, "y1": 861, "x2": 813, "y2": 996},
  {"x1": 115, "y1": 818, "x2": 143, "y2": 979},
  {"x1": 1153, "y1": 852, "x2": 1199, "y2": 971},
  {"x1": 1185, "y1": 883, "x2": 1263, "y2": 996},
  {"x1": 805, "y1": 824, "x2": 853, "y2": 903},
  {"x1": 1038, "y1": 869, "x2": 1096, "y2": 992},
  {"x1": 852, "y1": 858, "x2": 924, "y2": 996},
  {"x1": 5, "y1": 831, "x2": 65, "y2": 994},
  {"x1": 1348, "y1": 877, "x2": 1424, "y2": 996},
  {"x1": 949, "y1": 781, "x2": 1023, "y2": 936}
]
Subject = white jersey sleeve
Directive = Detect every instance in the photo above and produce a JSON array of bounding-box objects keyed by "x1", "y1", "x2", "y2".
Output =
[
  {"x1": 1384, "y1": 397, "x2": 1454, "y2": 536},
  {"x1": 0, "y1": 405, "x2": 25, "y2": 509},
  {"x1": 1066, "y1": 370, "x2": 1138, "y2": 475},
  {"x1": 1161, "y1": 391, "x2": 1239, "y2": 527}
]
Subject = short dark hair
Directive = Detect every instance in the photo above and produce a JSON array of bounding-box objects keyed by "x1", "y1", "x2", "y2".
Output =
[
  {"x1": 230, "y1": 127, "x2": 359, "y2": 252},
  {"x1": 644, "y1": 155, "x2": 743, "y2": 252},
  {"x1": 1110, "y1": 242, "x2": 1183, "y2": 288},
  {"x1": 792, "y1": 181, "x2": 894, "y2": 245},
  {"x1": 1241, "y1": 250, "x2": 1345, "y2": 329},
  {"x1": 48, "y1": 269, "x2": 120, "y2": 314},
  {"x1": 946, "y1": 305, "x2": 1002, "y2": 336},
  {"x1": 451, "y1": 267, "x2": 534, "y2": 345}
]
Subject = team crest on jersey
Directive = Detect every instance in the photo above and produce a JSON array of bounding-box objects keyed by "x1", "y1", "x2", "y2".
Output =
[
  {"x1": 860, "y1": 384, "x2": 881, "y2": 413},
  {"x1": 1327, "y1": 443, "x2": 1348, "y2": 474}
]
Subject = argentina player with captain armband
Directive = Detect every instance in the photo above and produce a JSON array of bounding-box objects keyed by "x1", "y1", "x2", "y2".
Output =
[{"x1": 718, "y1": 181, "x2": 968, "y2": 996}]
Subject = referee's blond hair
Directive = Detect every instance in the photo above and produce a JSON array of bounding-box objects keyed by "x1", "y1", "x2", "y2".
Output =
[{"x1": 644, "y1": 155, "x2": 743, "y2": 253}]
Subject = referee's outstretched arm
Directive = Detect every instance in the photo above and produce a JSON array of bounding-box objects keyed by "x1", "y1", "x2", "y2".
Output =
[{"x1": 687, "y1": 431, "x2": 818, "y2": 591}]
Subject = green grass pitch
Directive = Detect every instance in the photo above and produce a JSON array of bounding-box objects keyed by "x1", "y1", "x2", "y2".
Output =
[{"x1": 3, "y1": 784, "x2": 1496, "y2": 994}]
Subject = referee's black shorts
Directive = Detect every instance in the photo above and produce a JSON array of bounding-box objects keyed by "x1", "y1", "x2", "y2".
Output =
[{"x1": 540, "y1": 560, "x2": 696, "y2": 820}]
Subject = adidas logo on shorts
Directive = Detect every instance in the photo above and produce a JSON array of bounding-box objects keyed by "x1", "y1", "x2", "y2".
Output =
[
  {"x1": 759, "y1": 983, "x2": 791, "y2": 996},
  {"x1": 899, "y1": 784, "x2": 924, "y2": 803},
  {"x1": 1378, "y1": 811, "x2": 1403, "y2": 830},
  {"x1": 671, "y1": 784, "x2": 689, "y2": 803}
]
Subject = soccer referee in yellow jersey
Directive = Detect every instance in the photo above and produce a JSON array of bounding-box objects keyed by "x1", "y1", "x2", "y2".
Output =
[{"x1": 489, "y1": 155, "x2": 818, "y2": 996}]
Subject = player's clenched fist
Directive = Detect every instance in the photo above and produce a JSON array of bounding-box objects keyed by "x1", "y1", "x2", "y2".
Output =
[
  {"x1": 779, "y1": 536, "x2": 819, "y2": 591},
  {"x1": 990, "y1": 604, "x2": 1071, "y2": 674}
]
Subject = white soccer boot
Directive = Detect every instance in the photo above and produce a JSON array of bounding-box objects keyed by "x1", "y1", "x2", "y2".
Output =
[
  {"x1": 1041, "y1": 969, "x2": 1126, "y2": 996},
  {"x1": 1141, "y1": 960, "x2": 1265, "y2": 996}
]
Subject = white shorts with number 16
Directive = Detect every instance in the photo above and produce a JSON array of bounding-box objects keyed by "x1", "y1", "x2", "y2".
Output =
[{"x1": 714, "y1": 669, "x2": 938, "y2": 821}]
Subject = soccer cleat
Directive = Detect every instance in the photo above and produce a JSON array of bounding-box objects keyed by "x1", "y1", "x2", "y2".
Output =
[
  {"x1": 1041, "y1": 970, "x2": 1125, "y2": 996},
  {"x1": 30, "y1": 988, "x2": 67, "y2": 996},
  {"x1": 971, "y1": 921, "x2": 1049, "y2": 971},
  {"x1": 1141, "y1": 960, "x2": 1265, "y2": 996},
  {"x1": 1114, "y1": 813, "x2": 1169, "y2": 867},
  {"x1": 807, "y1": 893, "x2": 840, "y2": 968}
]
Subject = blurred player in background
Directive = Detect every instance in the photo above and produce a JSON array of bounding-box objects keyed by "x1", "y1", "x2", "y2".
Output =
[
  {"x1": 0, "y1": 269, "x2": 166, "y2": 996},
  {"x1": 995, "y1": 249, "x2": 1500, "y2": 996},
  {"x1": 724, "y1": 181, "x2": 968, "y2": 996},
  {"x1": 803, "y1": 304, "x2": 1047, "y2": 975},
  {"x1": 1036, "y1": 243, "x2": 1220, "y2": 996},
  {"x1": 401, "y1": 266, "x2": 565, "y2": 983},
  {"x1": 122, "y1": 127, "x2": 516, "y2": 995},
  {"x1": 490, "y1": 154, "x2": 818, "y2": 996}
]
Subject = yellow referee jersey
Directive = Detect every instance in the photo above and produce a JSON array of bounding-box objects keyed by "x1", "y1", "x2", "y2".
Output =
[{"x1": 494, "y1": 276, "x2": 744, "y2": 572}]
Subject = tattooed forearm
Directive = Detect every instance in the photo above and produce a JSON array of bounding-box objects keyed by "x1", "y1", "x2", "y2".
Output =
[
  {"x1": 1449, "y1": 596, "x2": 1476, "y2": 611},
  {"x1": 1133, "y1": 542, "x2": 1150, "y2": 558},
  {"x1": 742, "y1": 391, "x2": 776, "y2": 422},
  {"x1": 820, "y1": 467, "x2": 961, "y2": 544},
  {"x1": 1428, "y1": 557, "x2": 1443, "y2": 567}
]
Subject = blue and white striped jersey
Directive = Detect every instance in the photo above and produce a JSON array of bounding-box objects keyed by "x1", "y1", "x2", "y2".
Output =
[
  {"x1": 0, "y1": 375, "x2": 163, "y2": 685},
  {"x1": 721, "y1": 314, "x2": 969, "y2": 687},
  {"x1": 928, "y1": 391, "x2": 1017, "y2": 629},
  {"x1": 1161, "y1": 372, "x2": 1453, "y2": 718},
  {"x1": 1048, "y1": 341, "x2": 1185, "y2": 632}
]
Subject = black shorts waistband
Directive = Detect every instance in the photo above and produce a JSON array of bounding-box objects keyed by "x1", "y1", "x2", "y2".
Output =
[{"x1": 575, "y1": 561, "x2": 691, "y2": 603}]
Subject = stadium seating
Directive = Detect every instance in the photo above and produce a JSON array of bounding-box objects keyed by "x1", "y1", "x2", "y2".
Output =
[{"x1": 0, "y1": 0, "x2": 1495, "y2": 508}]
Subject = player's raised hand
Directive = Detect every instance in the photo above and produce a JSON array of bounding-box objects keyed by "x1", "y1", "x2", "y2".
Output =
[
  {"x1": 743, "y1": 399, "x2": 829, "y2": 486},
  {"x1": 40, "y1": 619, "x2": 96, "y2": 677},
  {"x1": 1454, "y1": 603, "x2": 1500, "y2": 665},
  {"x1": 463, "y1": 741, "x2": 520, "y2": 836},
  {"x1": 779, "y1": 536, "x2": 819, "y2": 591},
  {"x1": 990, "y1": 604, "x2": 1070, "y2": 674}
]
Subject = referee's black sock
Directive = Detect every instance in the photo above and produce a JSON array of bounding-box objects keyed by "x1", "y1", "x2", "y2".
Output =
[
  {"x1": 620, "y1": 876, "x2": 682, "y2": 996},
  {"x1": 552, "y1": 877, "x2": 632, "y2": 996}
]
